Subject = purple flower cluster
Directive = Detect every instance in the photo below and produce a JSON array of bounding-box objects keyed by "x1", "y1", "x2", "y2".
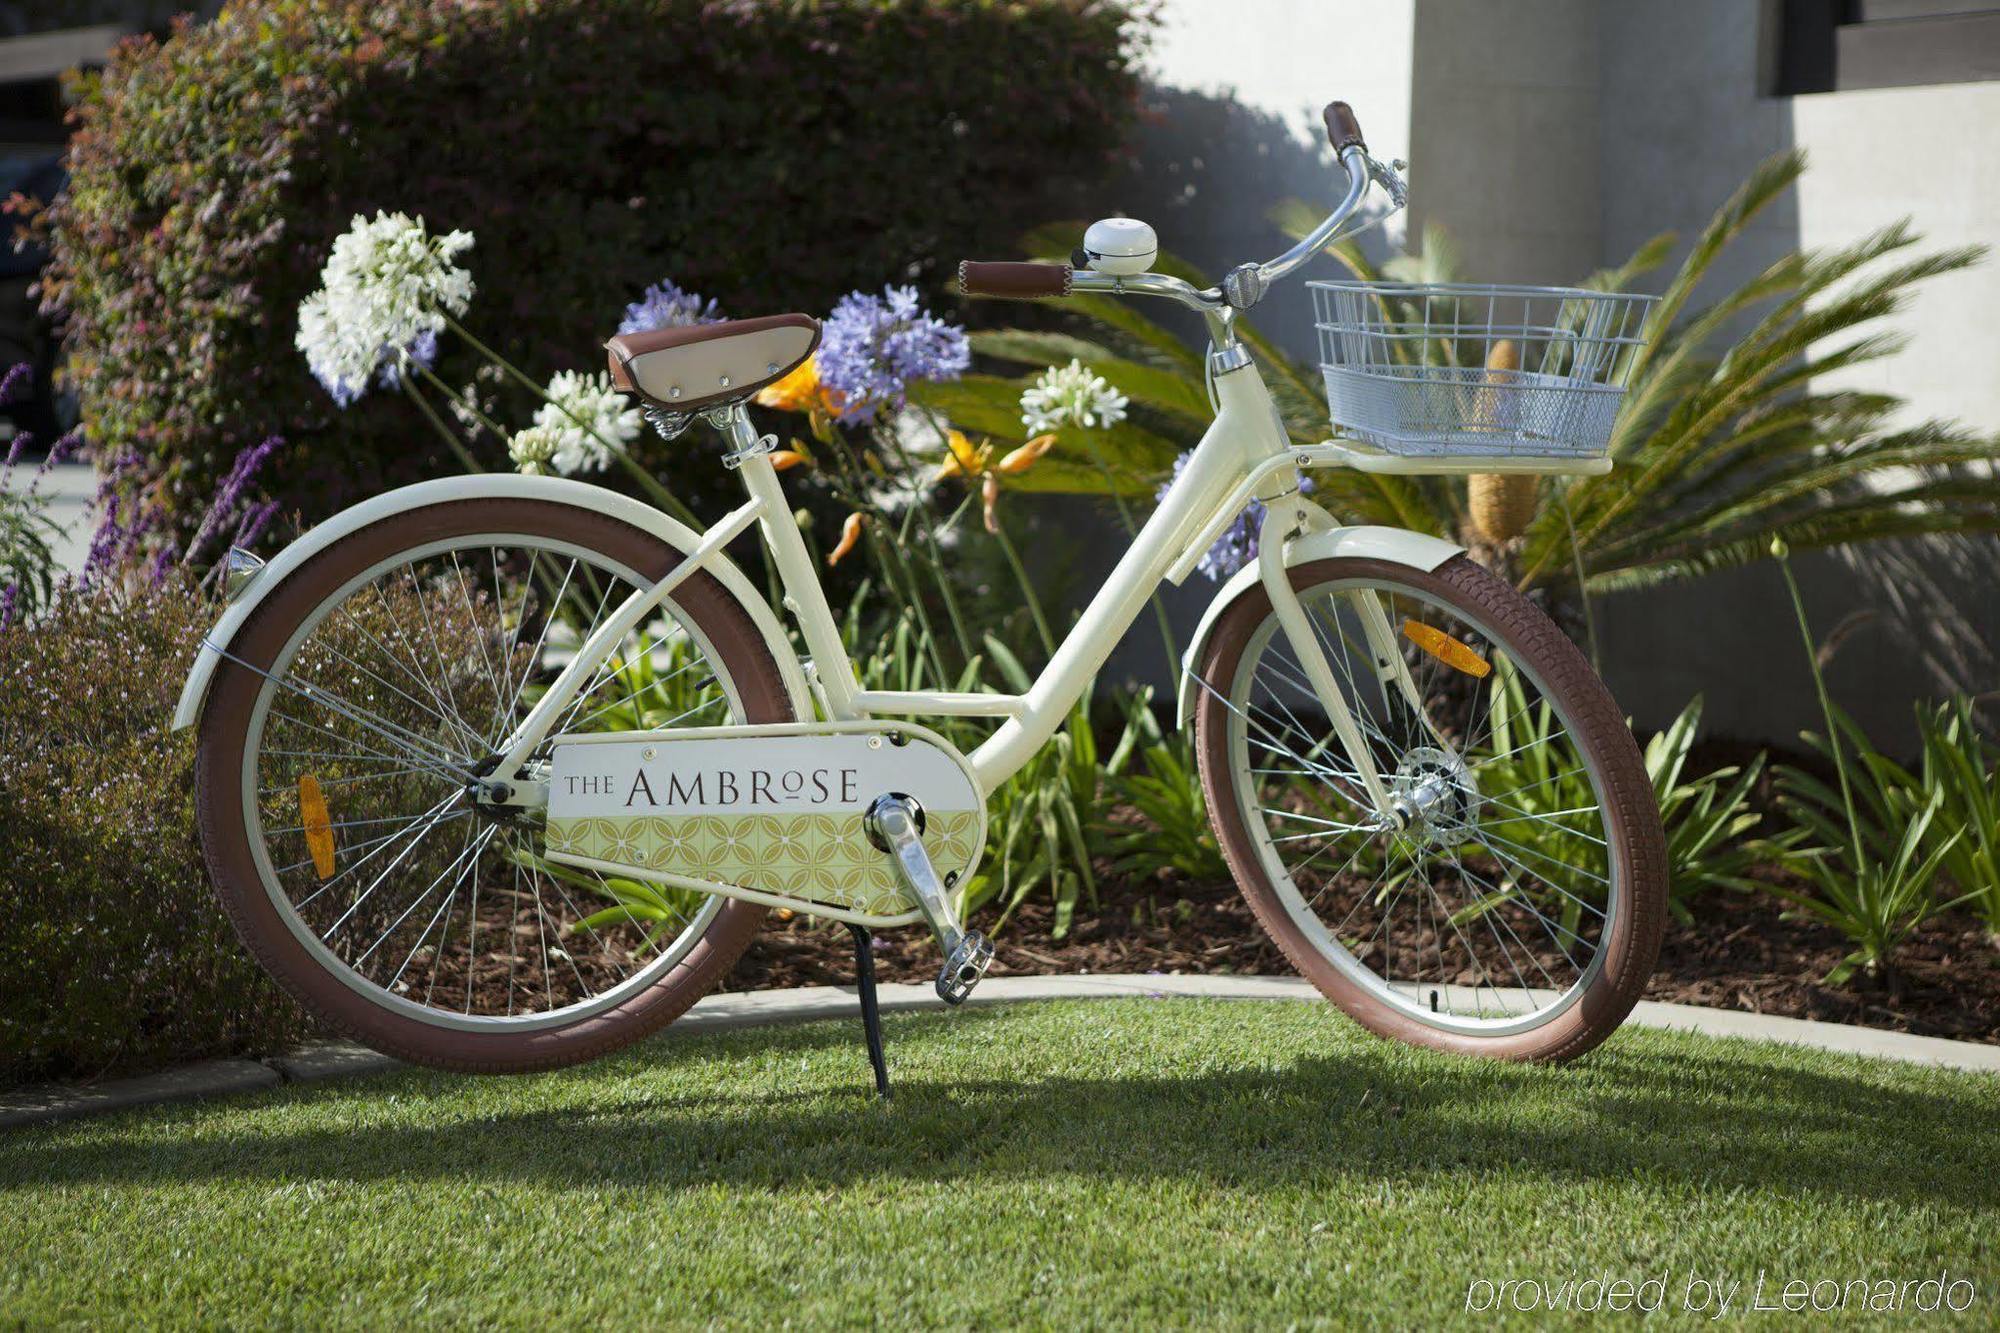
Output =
[
  {"x1": 81, "y1": 450, "x2": 150, "y2": 589},
  {"x1": 618, "y1": 280, "x2": 724, "y2": 335},
  {"x1": 816, "y1": 285, "x2": 969, "y2": 421},
  {"x1": 184, "y1": 434, "x2": 283, "y2": 566},
  {"x1": 370, "y1": 327, "x2": 438, "y2": 397},
  {"x1": 0, "y1": 366, "x2": 80, "y2": 494},
  {"x1": 1158, "y1": 449, "x2": 1314, "y2": 582},
  {"x1": 31, "y1": 428, "x2": 81, "y2": 486},
  {"x1": 81, "y1": 435, "x2": 282, "y2": 591},
  {"x1": 0, "y1": 361, "x2": 30, "y2": 407}
]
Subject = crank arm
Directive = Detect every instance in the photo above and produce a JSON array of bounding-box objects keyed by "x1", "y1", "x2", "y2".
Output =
[{"x1": 864, "y1": 794, "x2": 992, "y2": 1004}]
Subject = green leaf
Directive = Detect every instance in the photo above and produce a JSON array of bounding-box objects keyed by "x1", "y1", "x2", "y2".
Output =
[
  {"x1": 971, "y1": 330, "x2": 1212, "y2": 421},
  {"x1": 910, "y1": 377, "x2": 1182, "y2": 495}
]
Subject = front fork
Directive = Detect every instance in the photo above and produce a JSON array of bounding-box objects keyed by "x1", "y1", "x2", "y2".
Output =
[{"x1": 1253, "y1": 497, "x2": 1456, "y2": 833}]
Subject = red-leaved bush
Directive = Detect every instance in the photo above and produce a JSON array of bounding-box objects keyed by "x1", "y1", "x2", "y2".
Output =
[
  {"x1": 41, "y1": 0, "x2": 1150, "y2": 545},
  {"x1": 0, "y1": 576, "x2": 311, "y2": 1083}
]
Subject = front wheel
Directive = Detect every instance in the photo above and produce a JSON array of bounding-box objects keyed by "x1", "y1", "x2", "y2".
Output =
[{"x1": 1194, "y1": 555, "x2": 1665, "y2": 1062}]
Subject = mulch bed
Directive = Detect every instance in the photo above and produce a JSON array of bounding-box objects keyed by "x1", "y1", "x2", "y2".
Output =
[{"x1": 729, "y1": 867, "x2": 2000, "y2": 1046}]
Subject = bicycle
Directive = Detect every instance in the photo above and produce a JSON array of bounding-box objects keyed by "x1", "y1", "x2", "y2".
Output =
[{"x1": 178, "y1": 100, "x2": 1665, "y2": 1087}]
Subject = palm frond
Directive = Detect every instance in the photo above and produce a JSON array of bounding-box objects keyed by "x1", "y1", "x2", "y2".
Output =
[{"x1": 1518, "y1": 150, "x2": 1994, "y2": 595}]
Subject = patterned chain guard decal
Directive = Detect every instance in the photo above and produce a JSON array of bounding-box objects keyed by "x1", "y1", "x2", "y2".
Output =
[{"x1": 544, "y1": 727, "x2": 982, "y2": 918}]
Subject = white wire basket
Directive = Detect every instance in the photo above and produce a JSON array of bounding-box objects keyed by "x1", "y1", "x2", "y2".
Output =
[{"x1": 1309, "y1": 281, "x2": 1657, "y2": 460}]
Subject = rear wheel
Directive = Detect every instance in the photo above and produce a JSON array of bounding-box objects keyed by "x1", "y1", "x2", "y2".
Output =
[
  {"x1": 195, "y1": 497, "x2": 794, "y2": 1073},
  {"x1": 1194, "y1": 555, "x2": 1664, "y2": 1062}
]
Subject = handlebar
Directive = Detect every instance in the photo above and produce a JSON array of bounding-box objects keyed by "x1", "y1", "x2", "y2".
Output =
[
  {"x1": 957, "y1": 260, "x2": 1073, "y2": 300},
  {"x1": 956, "y1": 260, "x2": 1221, "y2": 310},
  {"x1": 1251, "y1": 142, "x2": 1371, "y2": 293},
  {"x1": 1323, "y1": 100, "x2": 1366, "y2": 153},
  {"x1": 959, "y1": 97, "x2": 1405, "y2": 315}
]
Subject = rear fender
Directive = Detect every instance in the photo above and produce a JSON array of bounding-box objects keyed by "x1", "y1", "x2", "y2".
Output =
[{"x1": 172, "y1": 474, "x2": 809, "y2": 730}]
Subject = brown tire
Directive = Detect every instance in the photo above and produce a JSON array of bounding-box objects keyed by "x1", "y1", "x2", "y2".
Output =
[
  {"x1": 195, "y1": 497, "x2": 793, "y2": 1074},
  {"x1": 1194, "y1": 555, "x2": 1664, "y2": 1063}
]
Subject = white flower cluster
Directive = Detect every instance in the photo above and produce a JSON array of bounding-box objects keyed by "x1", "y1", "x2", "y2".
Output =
[
  {"x1": 505, "y1": 424, "x2": 562, "y2": 476},
  {"x1": 508, "y1": 370, "x2": 642, "y2": 476},
  {"x1": 1019, "y1": 358, "x2": 1129, "y2": 435},
  {"x1": 296, "y1": 212, "x2": 475, "y2": 407}
]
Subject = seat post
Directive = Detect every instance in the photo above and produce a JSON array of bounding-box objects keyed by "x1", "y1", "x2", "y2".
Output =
[{"x1": 719, "y1": 405, "x2": 865, "y2": 719}]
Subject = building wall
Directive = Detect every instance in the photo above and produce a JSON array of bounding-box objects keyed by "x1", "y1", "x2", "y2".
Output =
[
  {"x1": 1600, "y1": 0, "x2": 2000, "y2": 431},
  {"x1": 1146, "y1": 0, "x2": 1417, "y2": 147},
  {"x1": 1122, "y1": 0, "x2": 1417, "y2": 357},
  {"x1": 1119, "y1": 0, "x2": 2000, "y2": 745},
  {"x1": 1082, "y1": 0, "x2": 1419, "y2": 692},
  {"x1": 1593, "y1": 0, "x2": 2000, "y2": 745},
  {"x1": 1406, "y1": 0, "x2": 1602, "y2": 287}
]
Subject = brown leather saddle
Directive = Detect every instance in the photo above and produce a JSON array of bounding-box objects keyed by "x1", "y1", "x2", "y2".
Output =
[{"x1": 605, "y1": 313, "x2": 819, "y2": 414}]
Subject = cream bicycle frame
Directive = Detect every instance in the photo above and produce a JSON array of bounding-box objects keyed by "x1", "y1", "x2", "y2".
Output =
[
  {"x1": 487, "y1": 138, "x2": 1474, "y2": 819},
  {"x1": 488, "y1": 348, "x2": 1414, "y2": 812}
]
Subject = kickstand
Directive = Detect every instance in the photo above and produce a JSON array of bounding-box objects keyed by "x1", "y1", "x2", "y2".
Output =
[{"x1": 846, "y1": 922, "x2": 891, "y2": 1098}]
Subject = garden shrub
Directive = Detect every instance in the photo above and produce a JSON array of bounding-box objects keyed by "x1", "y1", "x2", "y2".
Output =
[
  {"x1": 42, "y1": 0, "x2": 1149, "y2": 546},
  {"x1": 0, "y1": 578, "x2": 311, "y2": 1083}
]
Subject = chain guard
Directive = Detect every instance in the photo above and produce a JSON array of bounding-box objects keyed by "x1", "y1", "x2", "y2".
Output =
[{"x1": 542, "y1": 721, "x2": 983, "y2": 922}]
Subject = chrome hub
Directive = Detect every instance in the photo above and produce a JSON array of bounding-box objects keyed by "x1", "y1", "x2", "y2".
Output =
[{"x1": 1388, "y1": 745, "x2": 1480, "y2": 848}]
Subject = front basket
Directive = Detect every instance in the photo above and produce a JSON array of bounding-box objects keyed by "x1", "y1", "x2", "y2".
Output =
[{"x1": 1310, "y1": 280, "x2": 1657, "y2": 460}]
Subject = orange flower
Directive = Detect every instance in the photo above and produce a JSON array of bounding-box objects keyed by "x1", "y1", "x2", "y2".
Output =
[
  {"x1": 827, "y1": 511, "x2": 866, "y2": 567},
  {"x1": 933, "y1": 429, "x2": 991, "y2": 481},
  {"x1": 982, "y1": 472, "x2": 1002, "y2": 534},
  {"x1": 768, "y1": 448, "x2": 810, "y2": 472},
  {"x1": 755, "y1": 355, "x2": 842, "y2": 415},
  {"x1": 992, "y1": 433, "x2": 1057, "y2": 475}
]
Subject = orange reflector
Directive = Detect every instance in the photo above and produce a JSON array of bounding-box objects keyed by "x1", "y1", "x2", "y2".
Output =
[
  {"x1": 299, "y1": 774, "x2": 336, "y2": 880},
  {"x1": 1401, "y1": 620, "x2": 1491, "y2": 678}
]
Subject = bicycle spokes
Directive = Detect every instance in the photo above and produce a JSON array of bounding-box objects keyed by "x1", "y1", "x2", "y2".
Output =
[
  {"x1": 1224, "y1": 580, "x2": 1614, "y2": 1030},
  {"x1": 243, "y1": 539, "x2": 737, "y2": 1023}
]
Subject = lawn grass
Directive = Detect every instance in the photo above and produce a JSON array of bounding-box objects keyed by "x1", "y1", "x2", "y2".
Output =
[{"x1": 1, "y1": 998, "x2": 1995, "y2": 1328}]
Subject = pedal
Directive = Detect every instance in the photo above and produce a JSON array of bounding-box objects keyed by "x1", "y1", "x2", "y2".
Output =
[
  {"x1": 864, "y1": 793, "x2": 993, "y2": 1004},
  {"x1": 937, "y1": 930, "x2": 994, "y2": 1006}
]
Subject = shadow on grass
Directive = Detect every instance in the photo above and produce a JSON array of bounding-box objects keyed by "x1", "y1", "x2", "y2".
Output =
[{"x1": 4, "y1": 1005, "x2": 1995, "y2": 1212}]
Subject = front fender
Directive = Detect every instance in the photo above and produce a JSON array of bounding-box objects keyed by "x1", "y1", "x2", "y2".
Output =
[
  {"x1": 1174, "y1": 524, "x2": 1463, "y2": 729},
  {"x1": 172, "y1": 474, "x2": 810, "y2": 730}
]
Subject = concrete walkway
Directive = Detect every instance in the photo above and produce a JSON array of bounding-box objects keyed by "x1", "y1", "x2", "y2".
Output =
[
  {"x1": 38, "y1": 461, "x2": 95, "y2": 574},
  {"x1": 5, "y1": 974, "x2": 1995, "y2": 1128},
  {"x1": 0, "y1": 460, "x2": 95, "y2": 576}
]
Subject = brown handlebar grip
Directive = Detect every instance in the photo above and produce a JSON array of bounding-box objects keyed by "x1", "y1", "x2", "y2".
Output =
[
  {"x1": 1324, "y1": 100, "x2": 1366, "y2": 152},
  {"x1": 958, "y1": 260, "x2": 1074, "y2": 300}
]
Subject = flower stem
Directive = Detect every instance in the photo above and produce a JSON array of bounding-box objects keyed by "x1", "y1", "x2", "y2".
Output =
[
  {"x1": 411, "y1": 363, "x2": 506, "y2": 455},
  {"x1": 869, "y1": 523, "x2": 952, "y2": 685},
  {"x1": 887, "y1": 412, "x2": 977, "y2": 668},
  {"x1": 611, "y1": 450, "x2": 704, "y2": 532},
  {"x1": 991, "y1": 510, "x2": 1056, "y2": 657},
  {"x1": 1775, "y1": 546, "x2": 1864, "y2": 870},
  {"x1": 440, "y1": 313, "x2": 702, "y2": 529},
  {"x1": 401, "y1": 376, "x2": 488, "y2": 475},
  {"x1": 819, "y1": 425, "x2": 952, "y2": 684}
]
